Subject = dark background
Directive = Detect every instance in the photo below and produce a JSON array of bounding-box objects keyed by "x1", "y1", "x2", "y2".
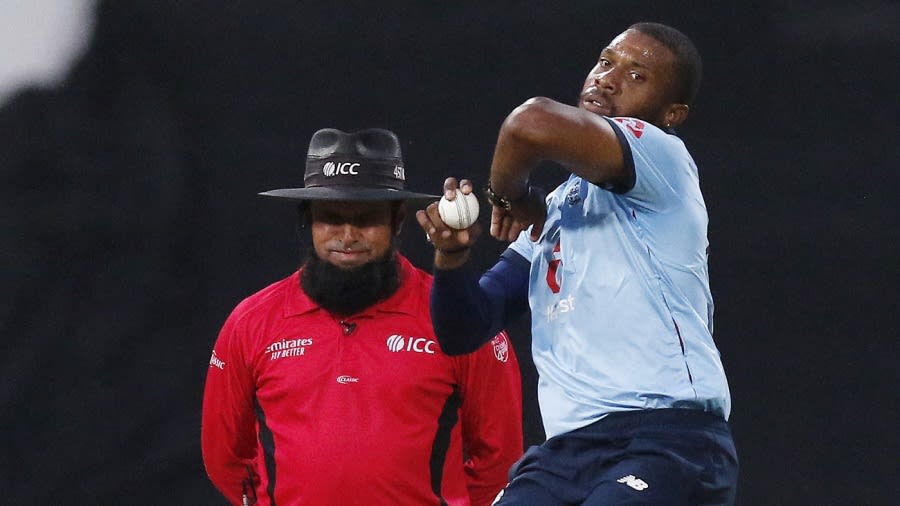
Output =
[{"x1": 2, "y1": 1, "x2": 898, "y2": 504}]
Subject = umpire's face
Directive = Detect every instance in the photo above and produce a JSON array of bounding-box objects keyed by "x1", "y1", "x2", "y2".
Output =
[{"x1": 309, "y1": 200, "x2": 403, "y2": 270}]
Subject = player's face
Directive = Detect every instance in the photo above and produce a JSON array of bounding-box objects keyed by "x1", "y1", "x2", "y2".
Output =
[
  {"x1": 579, "y1": 29, "x2": 679, "y2": 126},
  {"x1": 309, "y1": 200, "x2": 399, "y2": 270}
]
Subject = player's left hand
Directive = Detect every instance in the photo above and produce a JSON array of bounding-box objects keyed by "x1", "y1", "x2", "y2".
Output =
[{"x1": 490, "y1": 185, "x2": 547, "y2": 242}]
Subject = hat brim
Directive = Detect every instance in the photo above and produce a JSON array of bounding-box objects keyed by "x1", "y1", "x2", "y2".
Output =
[{"x1": 259, "y1": 186, "x2": 440, "y2": 204}]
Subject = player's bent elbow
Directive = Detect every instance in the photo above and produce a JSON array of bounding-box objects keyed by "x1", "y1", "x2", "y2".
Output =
[{"x1": 503, "y1": 97, "x2": 566, "y2": 147}]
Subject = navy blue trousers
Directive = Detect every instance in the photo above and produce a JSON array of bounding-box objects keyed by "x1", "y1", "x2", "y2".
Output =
[{"x1": 492, "y1": 409, "x2": 738, "y2": 505}]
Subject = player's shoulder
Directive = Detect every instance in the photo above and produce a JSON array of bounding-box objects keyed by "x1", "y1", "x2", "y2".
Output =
[
  {"x1": 609, "y1": 117, "x2": 693, "y2": 168},
  {"x1": 608, "y1": 116, "x2": 682, "y2": 146}
]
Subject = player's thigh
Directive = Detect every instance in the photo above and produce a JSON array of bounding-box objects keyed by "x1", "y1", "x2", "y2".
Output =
[
  {"x1": 581, "y1": 454, "x2": 695, "y2": 506},
  {"x1": 491, "y1": 478, "x2": 573, "y2": 506}
]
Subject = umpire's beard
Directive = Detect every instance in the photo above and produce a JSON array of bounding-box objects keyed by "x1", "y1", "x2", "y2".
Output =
[{"x1": 300, "y1": 248, "x2": 401, "y2": 317}]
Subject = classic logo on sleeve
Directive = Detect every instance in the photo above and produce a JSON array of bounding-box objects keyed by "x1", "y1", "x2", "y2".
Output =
[{"x1": 208, "y1": 350, "x2": 225, "y2": 369}]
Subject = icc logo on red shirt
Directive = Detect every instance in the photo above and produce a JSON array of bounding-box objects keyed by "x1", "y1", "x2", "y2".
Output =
[{"x1": 386, "y1": 334, "x2": 436, "y2": 354}]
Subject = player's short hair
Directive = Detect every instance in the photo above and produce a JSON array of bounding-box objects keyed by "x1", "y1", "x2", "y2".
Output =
[{"x1": 629, "y1": 22, "x2": 702, "y2": 106}]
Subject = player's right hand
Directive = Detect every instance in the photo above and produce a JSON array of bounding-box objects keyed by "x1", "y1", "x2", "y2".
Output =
[{"x1": 415, "y1": 177, "x2": 482, "y2": 256}]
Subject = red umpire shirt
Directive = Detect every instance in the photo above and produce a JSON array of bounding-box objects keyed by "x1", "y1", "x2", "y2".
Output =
[{"x1": 202, "y1": 254, "x2": 523, "y2": 505}]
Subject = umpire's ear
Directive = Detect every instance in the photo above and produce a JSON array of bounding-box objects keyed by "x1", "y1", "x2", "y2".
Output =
[{"x1": 296, "y1": 202, "x2": 311, "y2": 230}]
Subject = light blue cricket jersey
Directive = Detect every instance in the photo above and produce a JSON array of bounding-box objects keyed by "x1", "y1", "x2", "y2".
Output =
[{"x1": 508, "y1": 117, "x2": 731, "y2": 439}]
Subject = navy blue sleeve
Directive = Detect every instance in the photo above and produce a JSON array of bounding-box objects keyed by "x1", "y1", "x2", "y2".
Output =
[
  {"x1": 600, "y1": 116, "x2": 636, "y2": 193},
  {"x1": 431, "y1": 249, "x2": 531, "y2": 355}
]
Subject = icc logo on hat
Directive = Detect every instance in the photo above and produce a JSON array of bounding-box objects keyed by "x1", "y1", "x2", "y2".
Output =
[
  {"x1": 323, "y1": 161, "x2": 360, "y2": 177},
  {"x1": 257, "y1": 128, "x2": 438, "y2": 203}
]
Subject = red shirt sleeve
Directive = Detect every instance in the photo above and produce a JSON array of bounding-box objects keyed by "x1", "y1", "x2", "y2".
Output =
[
  {"x1": 201, "y1": 309, "x2": 261, "y2": 505},
  {"x1": 455, "y1": 330, "x2": 524, "y2": 506}
]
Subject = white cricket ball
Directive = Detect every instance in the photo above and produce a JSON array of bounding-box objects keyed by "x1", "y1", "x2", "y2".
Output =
[{"x1": 438, "y1": 189, "x2": 480, "y2": 230}]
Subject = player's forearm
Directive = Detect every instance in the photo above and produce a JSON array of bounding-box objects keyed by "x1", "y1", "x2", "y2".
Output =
[
  {"x1": 431, "y1": 266, "x2": 495, "y2": 354},
  {"x1": 490, "y1": 97, "x2": 628, "y2": 192},
  {"x1": 432, "y1": 252, "x2": 530, "y2": 355},
  {"x1": 489, "y1": 99, "x2": 548, "y2": 200},
  {"x1": 433, "y1": 246, "x2": 472, "y2": 270}
]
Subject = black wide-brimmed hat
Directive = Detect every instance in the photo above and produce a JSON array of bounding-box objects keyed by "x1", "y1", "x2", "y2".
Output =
[{"x1": 259, "y1": 128, "x2": 439, "y2": 203}]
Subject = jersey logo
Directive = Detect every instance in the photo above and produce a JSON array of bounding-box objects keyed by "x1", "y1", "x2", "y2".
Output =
[
  {"x1": 546, "y1": 294, "x2": 576, "y2": 321},
  {"x1": 613, "y1": 117, "x2": 645, "y2": 138},
  {"x1": 323, "y1": 161, "x2": 360, "y2": 176},
  {"x1": 546, "y1": 240, "x2": 562, "y2": 294},
  {"x1": 545, "y1": 239, "x2": 578, "y2": 321},
  {"x1": 617, "y1": 474, "x2": 649, "y2": 491},
  {"x1": 565, "y1": 181, "x2": 582, "y2": 206},
  {"x1": 336, "y1": 375, "x2": 360, "y2": 384},
  {"x1": 266, "y1": 337, "x2": 314, "y2": 360},
  {"x1": 491, "y1": 332, "x2": 510, "y2": 362},
  {"x1": 208, "y1": 350, "x2": 225, "y2": 370},
  {"x1": 386, "y1": 334, "x2": 436, "y2": 354}
]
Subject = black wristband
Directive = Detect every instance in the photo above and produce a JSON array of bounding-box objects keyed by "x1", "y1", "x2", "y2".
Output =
[{"x1": 484, "y1": 181, "x2": 530, "y2": 211}]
